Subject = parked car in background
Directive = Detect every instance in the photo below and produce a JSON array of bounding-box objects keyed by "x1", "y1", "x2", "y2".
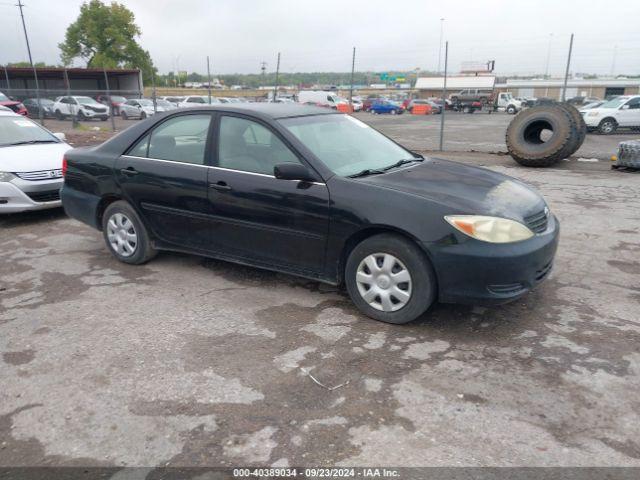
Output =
[
  {"x1": 177, "y1": 96, "x2": 220, "y2": 108},
  {"x1": 23, "y1": 98, "x2": 56, "y2": 118},
  {"x1": 429, "y1": 98, "x2": 452, "y2": 111},
  {"x1": 406, "y1": 99, "x2": 439, "y2": 114},
  {"x1": 53, "y1": 96, "x2": 109, "y2": 121},
  {"x1": 351, "y1": 99, "x2": 363, "y2": 111},
  {"x1": 580, "y1": 101, "x2": 604, "y2": 110},
  {"x1": 0, "y1": 91, "x2": 27, "y2": 116},
  {"x1": 0, "y1": 109, "x2": 71, "y2": 213},
  {"x1": 450, "y1": 89, "x2": 494, "y2": 105},
  {"x1": 494, "y1": 92, "x2": 524, "y2": 114},
  {"x1": 370, "y1": 100, "x2": 404, "y2": 115},
  {"x1": 298, "y1": 91, "x2": 347, "y2": 109},
  {"x1": 155, "y1": 99, "x2": 178, "y2": 111},
  {"x1": 159, "y1": 96, "x2": 185, "y2": 107},
  {"x1": 567, "y1": 96, "x2": 601, "y2": 107},
  {"x1": 582, "y1": 95, "x2": 640, "y2": 134},
  {"x1": 96, "y1": 95, "x2": 128, "y2": 116},
  {"x1": 362, "y1": 95, "x2": 383, "y2": 112},
  {"x1": 61, "y1": 104, "x2": 558, "y2": 324},
  {"x1": 120, "y1": 99, "x2": 166, "y2": 120}
]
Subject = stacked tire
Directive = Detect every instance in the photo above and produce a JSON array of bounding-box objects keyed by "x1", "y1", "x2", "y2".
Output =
[{"x1": 506, "y1": 103, "x2": 586, "y2": 167}]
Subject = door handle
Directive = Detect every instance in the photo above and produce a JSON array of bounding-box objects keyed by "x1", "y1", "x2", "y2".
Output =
[
  {"x1": 209, "y1": 181, "x2": 231, "y2": 192},
  {"x1": 120, "y1": 167, "x2": 139, "y2": 176}
]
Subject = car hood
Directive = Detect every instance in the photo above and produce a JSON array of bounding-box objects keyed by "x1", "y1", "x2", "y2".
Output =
[
  {"x1": 360, "y1": 158, "x2": 546, "y2": 221},
  {"x1": 0, "y1": 142, "x2": 71, "y2": 172}
]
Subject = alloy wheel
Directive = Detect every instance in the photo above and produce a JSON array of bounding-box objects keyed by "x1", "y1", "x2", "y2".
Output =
[
  {"x1": 106, "y1": 213, "x2": 138, "y2": 257},
  {"x1": 356, "y1": 253, "x2": 412, "y2": 312}
]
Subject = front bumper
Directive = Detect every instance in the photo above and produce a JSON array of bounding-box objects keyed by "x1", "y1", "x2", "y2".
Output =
[
  {"x1": 0, "y1": 178, "x2": 63, "y2": 213},
  {"x1": 583, "y1": 115, "x2": 602, "y2": 127},
  {"x1": 427, "y1": 214, "x2": 560, "y2": 305},
  {"x1": 82, "y1": 109, "x2": 109, "y2": 118}
]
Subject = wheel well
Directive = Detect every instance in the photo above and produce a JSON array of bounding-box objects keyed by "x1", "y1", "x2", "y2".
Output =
[
  {"x1": 337, "y1": 226, "x2": 434, "y2": 285},
  {"x1": 95, "y1": 195, "x2": 122, "y2": 230},
  {"x1": 600, "y1": 117, "x2": 617, "y2": 125}
]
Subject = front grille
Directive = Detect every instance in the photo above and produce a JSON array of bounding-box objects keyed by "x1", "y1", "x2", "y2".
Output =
[
  {"x1": 524, "y1": 209, "x2": 549, "y2": 234},
  {"x1": 488, "y1": 283, "x2": 526, "y2": 295},
  {"x1": 535, "y1": 262, "x2": 553, "y2": 282},
  {"x1": 14, "y1": 169, "x2": 63, "y2": 181},
  {"x1": 26, "y1": 189, "x2": 60, "y2": 202}
]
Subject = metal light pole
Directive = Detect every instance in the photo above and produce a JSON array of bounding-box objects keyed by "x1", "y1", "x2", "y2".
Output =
[
  {"x1": 206, "y1": 56, "x2": 212, "y2": 104},
  {"x1": 151, "y1": 70, "x2": 157, "y2": 114},
  {"x1": 610, "y1": 45, "x2": 617, "y2": 76},
  {"x1": 561, "y1": 33, "x2": 574, "y2": 102},
  {"x1": 437, "y1": 18, "x2": 445, "y2": 74},
  {"x1": 439, "y1": 41, "x2": 448, "y2": 151},
  {"x1": 103, "y1": 68, "x2": 116, "y2": 131},
  {"x1": 349, "y1": 47, "x2": 356, "y2": 107},
  {"x1": 16, "y1": 0, "x2": 44, "y2": 125},
  {"x1": 3, "y1": 66, "x2": 10, "y2": 91},
  {"x1": 544, "y1": 33, "x2": 553, "y2": 78},
  {"x1": 273, "y1": 52, "x2": 281, "y2": 102}
]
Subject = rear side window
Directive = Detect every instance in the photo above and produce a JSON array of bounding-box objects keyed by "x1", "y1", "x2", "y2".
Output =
[{"x1": 127, "y1": 114, "x2": 211, "y2": 165}]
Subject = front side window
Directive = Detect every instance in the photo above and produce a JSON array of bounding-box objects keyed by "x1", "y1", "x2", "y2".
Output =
[
  {"x1": 128, "y1": 114, "x2": 211, "y2": 165},
  {"x1": 218, "y1": 116, "x2": 300, "y2": 175},
  {"x1": 625, "y1": 98, "x2": 640, "y2": 109},
  {"x1": 280, "y1": 114, "x2": 414, "y2": 177}
]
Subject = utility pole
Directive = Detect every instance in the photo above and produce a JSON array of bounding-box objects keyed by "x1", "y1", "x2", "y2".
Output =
[
  {"x1": 103, "y1": 68, "x2": 116, "y2": 131},
  {"x1": 561, "y1": 33, "x2": 574, "y2": 102},
  {"x1": 610, "y1": 45, "x2": 617, "y2": 77},
  {"x1": 349, "y1": 47, "x2": 356, "y2": 107},
  {"x1": 151, "y1": 70, "x2": 157, "y2": 114},
  {"x1": 260, "y1": 61, "x2": 267, "y2": 78},
  {"x1": 273, "y1": 52, "x2": 280, "y2": 102},
  {"x1": 206, "y1": 56, "x2": 212, "y2": 104},
  {"x1": 437, "y1": 18, "x2": 445, "y2": 74},
  {"x1": 439, "y1": 41, "x2": 448, "y2": 151},
  {"x1": 16, "y1": 0, "x2": 44, "y2": 125},
  {"x1": 544, "y1": 33, "x2": 553, "y2": 78},
  {"x1": 64, "y1": 67, "x2": 77, "y2": 127},
  {"x1": 3, "y1": 66, "x2": 10, "y2": 91}
]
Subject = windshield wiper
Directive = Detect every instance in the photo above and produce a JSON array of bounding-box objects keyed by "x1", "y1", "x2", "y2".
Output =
[
  {"x1": 347, "y1": 168, "x2": 386, "y2": 178},
  {"x1": 381, "y1": 158, "x2": 424, "y2": 172}
]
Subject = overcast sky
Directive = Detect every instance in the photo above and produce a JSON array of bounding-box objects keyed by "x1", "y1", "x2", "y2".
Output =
[{"x1": 1, "y1": 0, "x2": 639, "y2": 77}]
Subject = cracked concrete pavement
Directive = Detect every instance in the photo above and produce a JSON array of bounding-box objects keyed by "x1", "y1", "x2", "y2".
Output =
[{"x1": 1, "y1": 121, "x2": 640, "y2": 468}]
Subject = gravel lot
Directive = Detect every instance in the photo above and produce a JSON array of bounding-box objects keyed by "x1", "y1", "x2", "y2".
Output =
[{"x1": 1, "y1": 112, "x2": 639, "y2": 469}]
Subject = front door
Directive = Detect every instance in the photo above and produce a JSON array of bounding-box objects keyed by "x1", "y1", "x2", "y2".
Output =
[
  {"x1": 116, "y1": 113, "x2": 215, "y2": 250},
  {"x1": 616, "y1": 97, "x2": 640, "y2": 127},
  {"x1": 207, "y1": 114, "x2": 330, "y2": 276}
]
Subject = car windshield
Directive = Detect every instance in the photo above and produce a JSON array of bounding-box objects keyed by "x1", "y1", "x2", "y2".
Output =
[
  {"x1": 280, "y1": 114, "x2": 417, "y2": 177},
  {"x1": 0, "y1": 116, "x2": 58, "y2": 147},
  {"x1": 600, "y1": 97, "x2": 628, "y2": 109},
  {"x1": 138, "y1": 99, "x2": 154, "y2": 106},
  {"x1": 76, "y1": 96, "x2": 100, "y2": 105}
]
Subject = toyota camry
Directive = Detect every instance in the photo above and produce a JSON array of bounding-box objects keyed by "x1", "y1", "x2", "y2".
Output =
[{"x1": 61, "y1": 104, "x2": 559, "y2": 324}]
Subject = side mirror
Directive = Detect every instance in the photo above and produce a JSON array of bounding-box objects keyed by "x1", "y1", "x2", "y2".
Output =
[
  {"x1": 274, "y1": 163, "x2": 316, "y2": 182},
  {"x1": 53, "y1": 132, "x2": 66, "y2": 141}
]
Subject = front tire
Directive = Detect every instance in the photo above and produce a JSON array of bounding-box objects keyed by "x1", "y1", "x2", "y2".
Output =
[
  {"x1": 598, "y1": 118, "x2": 617, "y2": 135},
  {"x1": 345, "y1": 234, "x2": 436, "y2": 324},
  {"x1": 507, "y1": 105, "x2": 516, "y2": 114},
  {"x1": 121, "y1": 111, "x2": 128, "y2": 120},
  {"x1": 102, "y1": 201, "x2": 157, "y2": 265}
]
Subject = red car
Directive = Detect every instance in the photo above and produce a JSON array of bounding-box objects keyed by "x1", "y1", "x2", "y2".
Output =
[{"x1": 0, "y1": 91, "x2": 28, "y2": 116}]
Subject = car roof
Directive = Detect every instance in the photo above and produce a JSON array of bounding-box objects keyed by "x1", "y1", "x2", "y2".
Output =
[{"x1": 177, "y1": 103, "x2": 337, "y2": 120}]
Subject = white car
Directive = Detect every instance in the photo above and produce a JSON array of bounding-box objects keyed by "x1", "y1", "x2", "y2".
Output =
[
  {"x1": 581, "y1": 95, "x2": 640, "y2": 134},
  {"x1": 120, "y1": 99, "x2": 166, "y2": 120},
  {"x1": 52, "y1": 96, "x2": 110, "y2": 121},
  {"x1": 0, "y1": 110, "x2": 71, "y2": 213},
  {"x1": 177, "y1": 96, "x2": 220, "y2": 108},
  {"x1": 159, "y1": 96, "x2": 185, "y2": 107},
  {"x1": 351, "y1": 99, "x2": 363, "y2": 111}
]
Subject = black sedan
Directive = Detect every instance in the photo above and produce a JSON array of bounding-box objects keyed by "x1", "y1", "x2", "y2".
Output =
[
  {"x1": 61, "y1": 104, "x2": 559, "y2": 324},
  {"x1": 23, "y1": 98, "x2": 55, "y2": 118}
]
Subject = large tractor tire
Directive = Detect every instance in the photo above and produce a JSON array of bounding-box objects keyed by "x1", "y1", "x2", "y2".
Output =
[
  {"x1": 557, "y1": 102, "x2": 587, "y2": 156},
  {"x1": 506, "y1": 105, "x2": 575, "y2": 167}
]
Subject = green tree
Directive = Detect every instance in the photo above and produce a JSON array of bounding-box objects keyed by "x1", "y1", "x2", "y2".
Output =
[{"x1": 58, "y1": 0, "x2": 156, "y2": 82}]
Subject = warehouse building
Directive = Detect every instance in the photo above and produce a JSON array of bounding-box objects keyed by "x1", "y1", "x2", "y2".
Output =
[
  {"x1": 495, "y1": 78, "x2": 640, "y2": 100},
  {"x1": 0, "y1": 66, "x2": 143, "y2": 99},
  {"x1": 415, "y1": 74, "x2": 640, "y2": 100}
]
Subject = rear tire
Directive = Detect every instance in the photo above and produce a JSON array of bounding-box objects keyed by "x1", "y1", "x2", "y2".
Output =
[
  {"x1": 121, "y1": 111, "x2": 128, "y2": 120},
  {"x1": 102, "y1": 201, "x2": 157, "y2": 265},
  {"x1": 55, "y1": 110, "x2": 64, "y2": 120},
  {"x1": 345, "y1": 234, "x2": 436, "y2": 324}
]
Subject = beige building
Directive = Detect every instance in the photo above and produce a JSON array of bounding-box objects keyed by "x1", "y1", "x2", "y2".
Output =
[{"x1": 495, "y1": 78, "x2": 640, "y2": 100}]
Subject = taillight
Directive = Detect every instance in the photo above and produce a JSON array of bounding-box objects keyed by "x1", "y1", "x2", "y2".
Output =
[{"x1": 62, "y1": 156, "x2": 68, "y2": 177}]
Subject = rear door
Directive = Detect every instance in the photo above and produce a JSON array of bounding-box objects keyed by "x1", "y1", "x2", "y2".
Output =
[
  {"x1": 116, "y1": 112, "x2": 215, "y2": 250},
  {"x1": 617, "y1": 97, "x2": 640, "y2": 126}
]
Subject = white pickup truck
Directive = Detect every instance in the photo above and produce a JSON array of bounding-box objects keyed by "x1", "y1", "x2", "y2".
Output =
[{"x1": 494, "y1": 92, "x2": 524, "y2": 114}]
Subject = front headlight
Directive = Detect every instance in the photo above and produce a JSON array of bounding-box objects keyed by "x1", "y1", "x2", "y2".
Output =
[
  {"x1": 587, "y1": 111, "x2": 600, "y2": 117},
  {"x1": 0, "y1": 172, "x2": 17, "y2": 182},
  {"x1": 445, "y1": 215, "x2": 534, "y2": 243}
]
